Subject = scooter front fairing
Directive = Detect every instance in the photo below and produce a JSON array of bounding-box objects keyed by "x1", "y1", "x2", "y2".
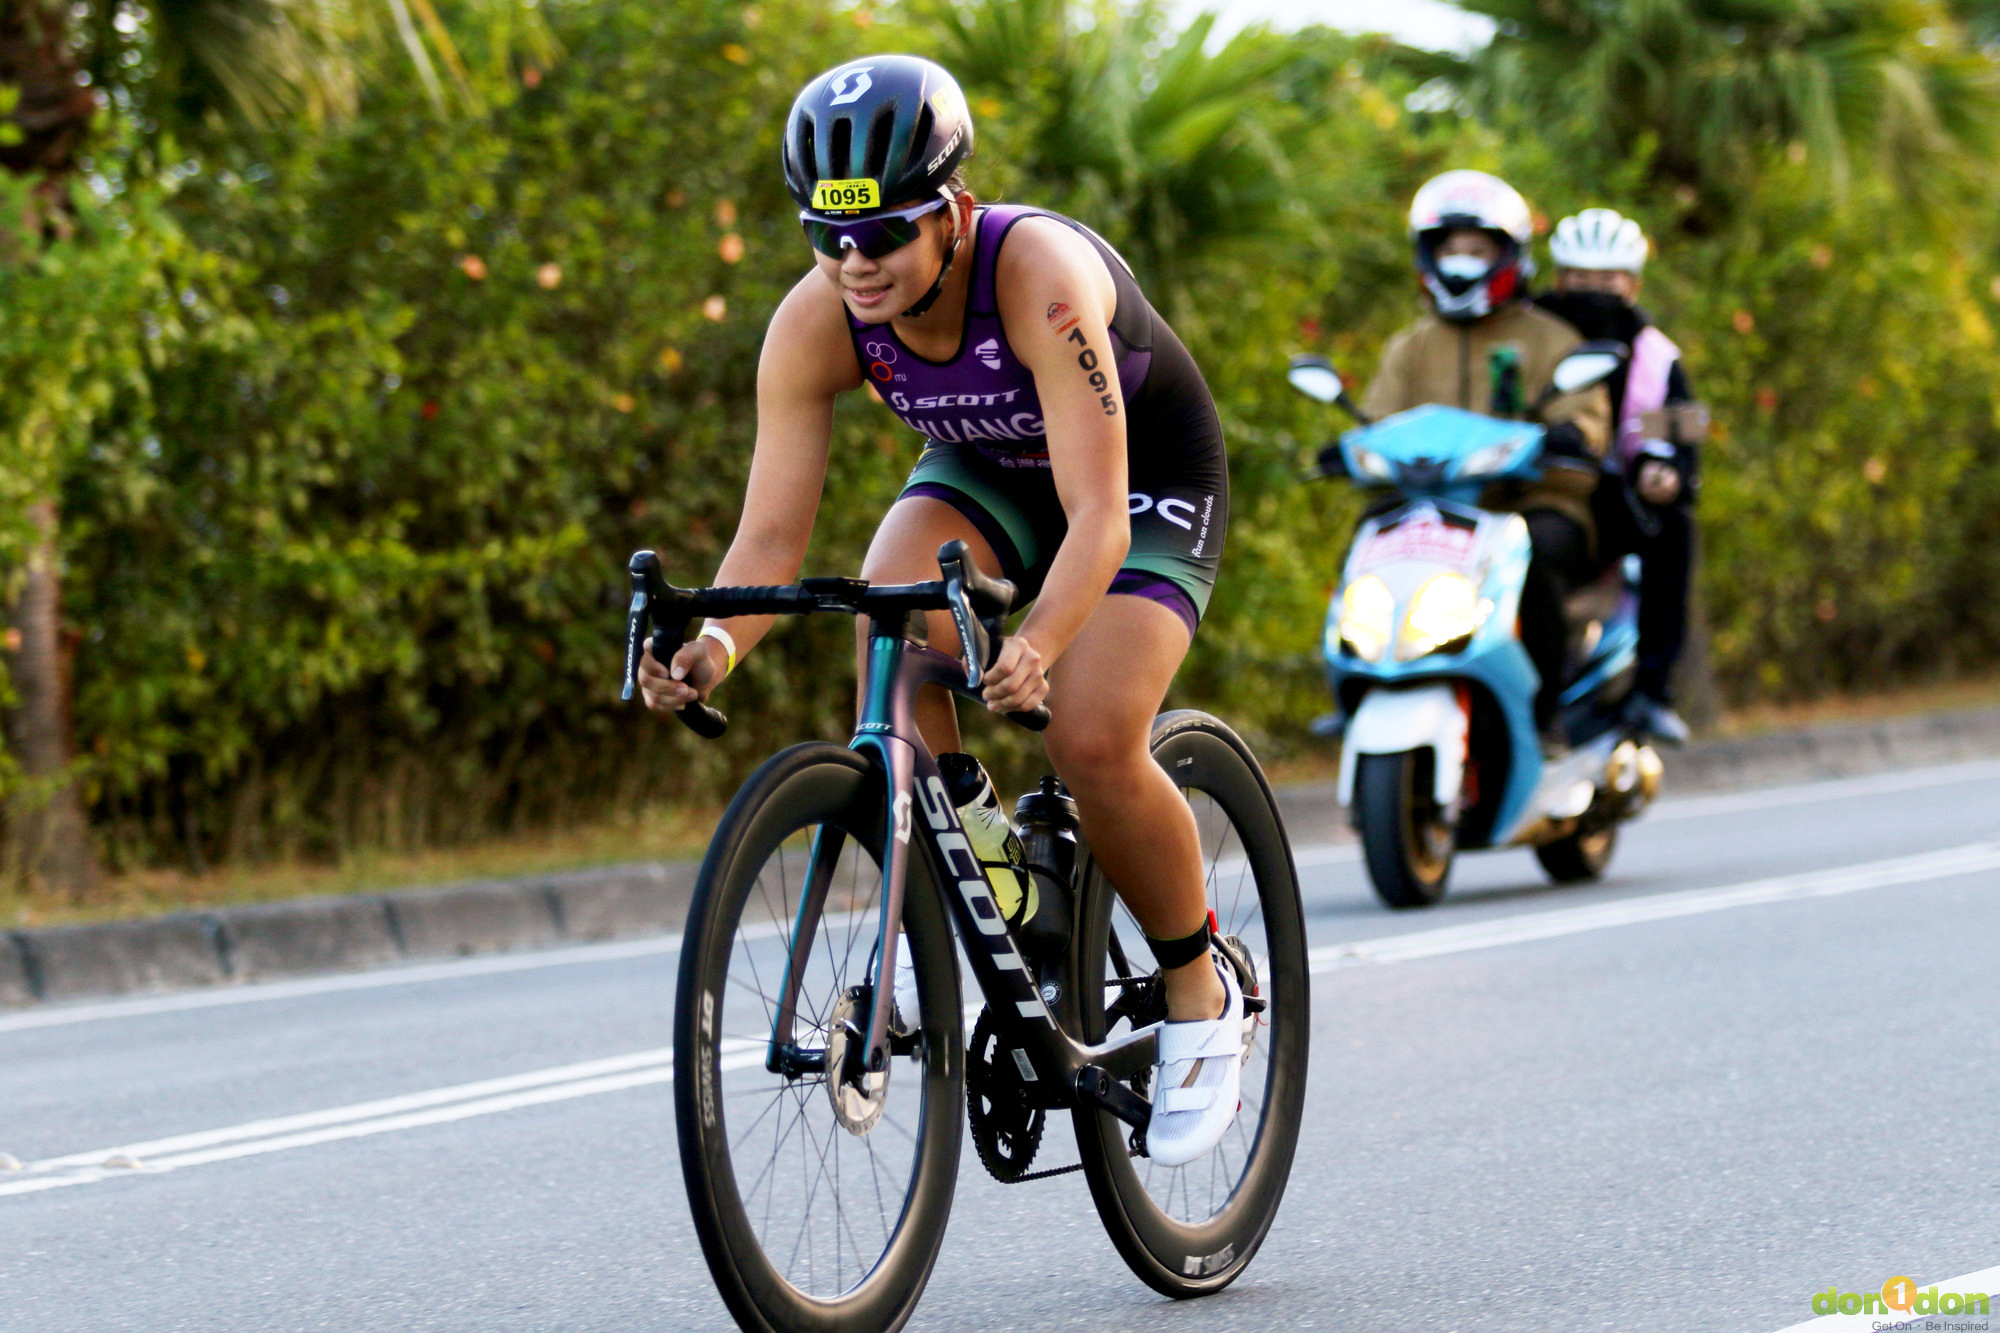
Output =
[{"x1": 1326, "y1": 498, "x2": 1543, "y2": 848}]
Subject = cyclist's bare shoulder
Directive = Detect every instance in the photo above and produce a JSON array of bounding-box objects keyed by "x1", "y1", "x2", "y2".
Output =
[
  {"x1": 760, "y1": 268, "x2": 866, "y2": 400},
  {"x1": 993, "y1": 215, "x2": 1115, "y2": 320}
]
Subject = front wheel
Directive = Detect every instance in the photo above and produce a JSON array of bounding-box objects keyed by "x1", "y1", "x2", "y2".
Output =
[
  {"x1": 1069, "y1": 711, "x2": 1309, "y2": 1299},
  {"x1": 1535, "y1": 823, "x2": 1617, "y2": 883},
  {"x1": 674, "y1": 743, "x2": 964, "y2": 1333},
  {"x1": 1353, "y1": 749, "x2": 1456, "y2": 909}
]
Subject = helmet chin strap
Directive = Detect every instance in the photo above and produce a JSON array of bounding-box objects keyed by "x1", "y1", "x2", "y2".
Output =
[{"x1": 900, "y1": 203, "x2": 966, "y2": 318}]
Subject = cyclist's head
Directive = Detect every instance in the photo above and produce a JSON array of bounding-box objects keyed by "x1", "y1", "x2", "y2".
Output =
[
  {"x1": 1550, "y1": 208, "x2": 1646, "y2": 303},
  {"x1": 1408, "y1": 169, "x2": 1534, "y2": 323},
  {"x1": 785, "y1": 55, "x2": 977, "y2": 321}
]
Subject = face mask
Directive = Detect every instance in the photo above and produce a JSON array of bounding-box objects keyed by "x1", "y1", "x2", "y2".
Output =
[
  {"x1": 1434, "y1": 253, "x2": 1491, "y2": 284},
  {"x1": 1543, "y1": 289, "x2": 1636, "y2": 342}
]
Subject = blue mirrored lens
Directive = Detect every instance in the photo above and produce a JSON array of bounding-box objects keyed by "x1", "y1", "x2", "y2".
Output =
[{"x1": 801, "y1": 197, "x2": 949, "y2": 260}]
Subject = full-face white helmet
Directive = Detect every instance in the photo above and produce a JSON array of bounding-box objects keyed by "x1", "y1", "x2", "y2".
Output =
[
  {"x1": 1549, "y1": 208, "x2": 1648, "y2": 273},
  {"x1": 1407, "y1": 170, "x2": 1536, "y2": 322}
]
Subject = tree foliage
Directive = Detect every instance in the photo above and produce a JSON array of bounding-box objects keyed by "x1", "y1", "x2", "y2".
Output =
[{"x1": 4, "y1": 0, "x2": 2000, "y2": 881}]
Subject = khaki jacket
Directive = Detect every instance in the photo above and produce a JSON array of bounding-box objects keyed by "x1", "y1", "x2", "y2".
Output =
[{"x1": 1362, "y1": 303, "x2": 1611, "y2": 541}]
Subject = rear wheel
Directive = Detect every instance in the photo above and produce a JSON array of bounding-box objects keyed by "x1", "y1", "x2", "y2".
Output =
[
  {"x1": 1535, "y1": 823, "x2": 1617, "y2": 883},
  {"x1": 1069, "y1": 711, "x2": 1309, "y2": 1299},
  {"x1": 674, "y1": 743, "x2": 963, "y2": 1333},
  {"x1": 1354, "y1": 749, "x2": 1455, "y2": 909}
]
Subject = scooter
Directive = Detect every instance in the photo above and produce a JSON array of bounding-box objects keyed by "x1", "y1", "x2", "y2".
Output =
[{"x1": 1286, "y1": 349, "x2": 1664, "y2": 908}]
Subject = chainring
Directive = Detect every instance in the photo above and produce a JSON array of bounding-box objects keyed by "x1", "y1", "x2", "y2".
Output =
[{"x1": 966, "y1": 1006, "x2": 1046, "y2": 1182}]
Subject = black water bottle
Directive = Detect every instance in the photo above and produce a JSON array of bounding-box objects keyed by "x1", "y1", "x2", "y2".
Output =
[{"x1": 1012, "y1": 776, "x2": 1079, "y2": 957}]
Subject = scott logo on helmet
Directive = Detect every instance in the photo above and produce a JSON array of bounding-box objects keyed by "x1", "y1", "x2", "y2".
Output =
[{"x1": 827, "y1": 66, "x2": 874, "y2": 105}]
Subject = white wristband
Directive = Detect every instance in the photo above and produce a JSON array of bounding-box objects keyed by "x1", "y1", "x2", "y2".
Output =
[{"x1": 697, "y1": 625, "x2": 737, "y2": 677}]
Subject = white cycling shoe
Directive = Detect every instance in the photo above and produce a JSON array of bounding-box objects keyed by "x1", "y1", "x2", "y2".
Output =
[{"x1": 1144, "y1": 952, "x2": 1244, "y2": 1167}]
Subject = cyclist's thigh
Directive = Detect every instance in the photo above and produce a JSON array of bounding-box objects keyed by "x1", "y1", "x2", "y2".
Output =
[
  {"x1": 1042, "y1": 594, "x2": 1192, "y2": 767},
  {"x1": 870, "y1": 442, "x2": 1059, "y2": 654},
  {"x1": 859, "y1": 497, "x2": 998, "y2": 664}
]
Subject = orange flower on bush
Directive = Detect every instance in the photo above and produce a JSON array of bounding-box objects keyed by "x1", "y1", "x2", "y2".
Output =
[{"x1": 459, "y1": 255, "x2": 488, "y2": 281}]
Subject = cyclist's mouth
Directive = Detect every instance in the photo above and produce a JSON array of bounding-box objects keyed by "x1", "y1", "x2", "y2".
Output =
[{"x1": 845, "y1": 283, "x2": 894, "y2": 309}]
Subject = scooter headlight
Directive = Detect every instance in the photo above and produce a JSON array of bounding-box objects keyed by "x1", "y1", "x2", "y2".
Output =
[
  {"x1": 1337, "y1": 575, "x2": 1395, "y2": 663},
  {"x1": 1351, "y1": 446, "x2": 1395, "y2": 483},
  {"x1": 1397, "y1": 573, "x2": 1485, "y2": 660},
  {"x1": 1460, "y1": 440, "x2": 1516, "y2": 477}
]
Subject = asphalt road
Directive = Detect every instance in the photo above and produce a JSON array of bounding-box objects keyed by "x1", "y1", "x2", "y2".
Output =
[{"x1": 4, "y1": 760, "x2": 1999, "y2": 1333}]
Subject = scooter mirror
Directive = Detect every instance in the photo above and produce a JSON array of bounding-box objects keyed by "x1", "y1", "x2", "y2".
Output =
[
  {"x1": 1548, "y1": 340, "x2": 1628, "y2": 396},
  {"x1": 1287, "y1": 355, "x2": 1346, "y2": 405}
]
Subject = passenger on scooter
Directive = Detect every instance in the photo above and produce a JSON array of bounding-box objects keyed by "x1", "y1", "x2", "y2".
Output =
[
  {"x1": 1362, "y1": 170, "x2": 1611, "y2": 756},
  {"x1": 1534, "y1": 208, "x2": 1703, "y2": 747}
]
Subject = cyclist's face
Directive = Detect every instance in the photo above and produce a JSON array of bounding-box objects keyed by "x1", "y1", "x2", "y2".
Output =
[
  {"x1": 1554, "y1": 267, "x2": 1639, "y2": 302},
  {"x1": 812, "y1": 194, "x2": 967, "y2": 323}
]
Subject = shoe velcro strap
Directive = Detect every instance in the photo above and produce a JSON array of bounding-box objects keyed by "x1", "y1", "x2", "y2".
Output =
[
  {"x1": 1156, "y1": 1019, "x2": 1240, "y2": 1064},
  {"x1": 1153, "y1": 1084, "x2": 1222, "y2": 1115}
]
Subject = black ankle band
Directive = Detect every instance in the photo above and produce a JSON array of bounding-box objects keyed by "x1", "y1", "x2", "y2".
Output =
[{"x1": 1145, "y1": 923, "x2": 1213, "y2": 971}]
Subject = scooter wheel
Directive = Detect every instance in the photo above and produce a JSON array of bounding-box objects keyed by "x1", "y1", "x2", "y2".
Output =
[
  {"x1": 1535, "y1": 824, "x2": 1618, "y2": 883},
  {"x1": 1354, "y1": 750, "x2": 1454, "y2": 909}
]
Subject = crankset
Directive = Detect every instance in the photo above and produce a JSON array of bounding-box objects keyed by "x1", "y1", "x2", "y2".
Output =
[{"x1": 966, "y1": 1006, "x2": 1047, "y2": 1182}]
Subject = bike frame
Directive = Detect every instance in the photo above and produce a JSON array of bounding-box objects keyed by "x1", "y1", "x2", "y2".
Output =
[
  {"x1": 765, "y1": 624, "x2": 1158, "y2": 1130},
  {"x1": 622, "y1": 545, "x2": 1163, "y2": 1137}
]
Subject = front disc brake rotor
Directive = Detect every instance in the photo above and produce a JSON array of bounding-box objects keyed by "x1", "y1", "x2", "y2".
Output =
[{"x1": 824, "y1": 987, "x2": 888, "y2": 1136}]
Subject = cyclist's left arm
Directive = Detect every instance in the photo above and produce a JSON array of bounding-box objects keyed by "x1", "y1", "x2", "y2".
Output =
[{"x1": 981, "y1": 218, "x2": 1130, "y2": 712}]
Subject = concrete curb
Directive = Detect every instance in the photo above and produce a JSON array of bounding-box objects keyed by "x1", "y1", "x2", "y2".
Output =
[{"x1": 6, "y1": 705, "x2": 1998, "y2": 1009}]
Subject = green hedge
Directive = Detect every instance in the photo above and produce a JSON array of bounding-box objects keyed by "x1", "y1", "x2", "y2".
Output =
[{"x1": 5, "y1": 2, "x2": 1998, "y2": 873}]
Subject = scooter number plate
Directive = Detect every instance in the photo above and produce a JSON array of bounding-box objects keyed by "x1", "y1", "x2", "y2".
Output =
[{"x1": 1355, "y1": 519, "x2": 1476, "y2": 572}]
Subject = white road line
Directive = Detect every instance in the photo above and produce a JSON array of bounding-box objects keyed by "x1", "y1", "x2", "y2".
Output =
[
  {"x1": 1310, "y1": 840, "x2": 2000, "y2": 973},
  {"x1": 1770, "y1": 1263, "x2": 2000, "y2": 1331},
  {"x1": 1646, "y1": 757, "x2": 2000, "y2": 823},
  {"x1": 0, "y1": 1042, "x2": 770, "y2": 1199},
  {"x1": 4, "y1": 841, "x2": 1990, "y2": 1200},
  {"x1": 35, "y1": 1046, "x2": 680, "y2": 1167},
  {"x1": 3, "y1": 757, "x2": 1994, "y2": 1037}
]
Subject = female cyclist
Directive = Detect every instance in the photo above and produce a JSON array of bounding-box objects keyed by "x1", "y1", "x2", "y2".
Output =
[{"x1": 634, "y1": 54, "x2": 1238, "y2": 1165}]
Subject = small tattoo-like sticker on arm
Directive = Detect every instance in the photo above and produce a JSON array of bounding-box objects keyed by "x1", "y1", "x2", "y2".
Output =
[{"x1": 1046, "y1": 301, "x2": 1081, "y2": 335}]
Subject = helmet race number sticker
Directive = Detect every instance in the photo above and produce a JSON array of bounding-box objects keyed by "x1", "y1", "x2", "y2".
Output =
[{"x1": 812, "y1": 178, "x2": 881, "y2": 212}]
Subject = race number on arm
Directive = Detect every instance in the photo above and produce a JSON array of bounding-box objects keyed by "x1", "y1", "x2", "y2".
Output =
[{"x1": 990, "y1": 217, "x2": 1131, "y2": 668}]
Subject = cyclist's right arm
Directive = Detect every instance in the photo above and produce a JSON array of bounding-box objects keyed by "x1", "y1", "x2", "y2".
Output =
[{"x1": 638, "y1": 273, "x2": 865, "y2": 714}]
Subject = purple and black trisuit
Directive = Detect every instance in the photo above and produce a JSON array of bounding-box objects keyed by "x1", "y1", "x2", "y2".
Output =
[{"x1": 843, "y1": 204, "x2": 1229, "y2": 635}]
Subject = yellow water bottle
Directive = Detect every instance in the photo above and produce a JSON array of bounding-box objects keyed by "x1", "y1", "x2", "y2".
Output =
[{"x1": 937, "y1": 753, "x2": 1036, "y2": 927}]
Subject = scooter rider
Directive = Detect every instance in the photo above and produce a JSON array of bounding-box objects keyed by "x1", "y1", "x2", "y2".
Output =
[
  {"x1": 1362, "y1": 170, "x2": 1611, "y2": 755},
  {"x1": 1534, "y1": 208, "x2": 1703, "y2": 746}
]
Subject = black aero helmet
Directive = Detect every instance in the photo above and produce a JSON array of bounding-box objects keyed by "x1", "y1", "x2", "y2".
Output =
[{"x1": 784, "y1": 55, "x2": 974, "y2": 218}]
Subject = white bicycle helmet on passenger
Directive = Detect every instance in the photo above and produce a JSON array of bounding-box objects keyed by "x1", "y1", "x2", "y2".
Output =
[
  {"x1": 1408, "y1": 169, "x2": 1536, "y2": 323},
  {"x1": 1549, "y1": 208, "x2": 1648, "y2": 273}
]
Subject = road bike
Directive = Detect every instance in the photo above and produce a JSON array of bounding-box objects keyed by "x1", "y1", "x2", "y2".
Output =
[{"x1": 625, "y1": 541, "x2": 1307, "y2": 1333}]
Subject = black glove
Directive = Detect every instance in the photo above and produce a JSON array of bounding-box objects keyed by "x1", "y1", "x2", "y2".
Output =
[
  {"x1": 1314, "y1": 440, "x2": 1349, "y2": 478},
  {"x1": 1543, "y1": 421, "x2": 1595, "y2": 463}
]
